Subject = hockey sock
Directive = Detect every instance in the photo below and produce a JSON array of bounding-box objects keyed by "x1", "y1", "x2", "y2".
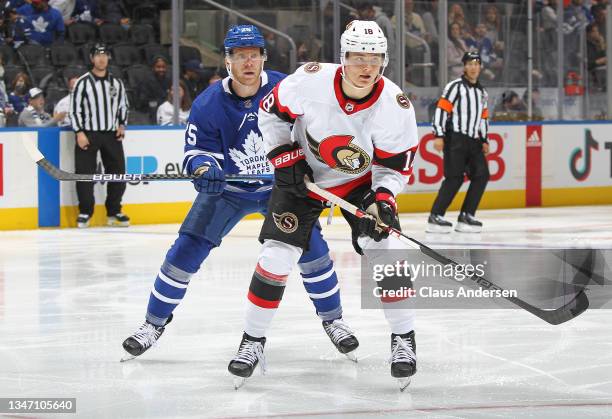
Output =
[
  {"x1": 383, "y1": 303, "x2": 415, "y2": 335},
  {"x1": 299, "y1": 253, "x2": 342, "y2": 321},
  {"x1": 146, "y1": 260, "x2": 192, "y2": 326},
  {"x1": 244, "y1": 240, "x2": 301, "y2": 338},
  {"x1": 145, "y1": 235, "x2": 213, "y2": 326}
]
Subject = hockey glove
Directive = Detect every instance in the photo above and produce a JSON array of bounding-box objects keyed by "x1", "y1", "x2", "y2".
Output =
[
  {"x1": 359, "y1": 188, "x2": 398, "y2": 241},
  {"x1": 192, "y1": 164, "x2": 226, "y2": 195},
  {"x1": 268, "y1": 143, "x2": 313, "y2": 197}
]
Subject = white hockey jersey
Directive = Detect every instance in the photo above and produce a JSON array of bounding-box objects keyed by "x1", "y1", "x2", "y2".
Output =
[{"x1": 258, "y1": 62, "x2": 419, "y2": 198}]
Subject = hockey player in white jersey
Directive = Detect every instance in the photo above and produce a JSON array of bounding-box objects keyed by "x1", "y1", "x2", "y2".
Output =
[{"x1": 227, "y1": 20, "x2": 419, "y2": 390}]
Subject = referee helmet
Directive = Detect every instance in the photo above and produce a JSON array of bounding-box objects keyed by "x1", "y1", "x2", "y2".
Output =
[{"x1": 90, "y1": 43, "x2": 111, "y2": 59}]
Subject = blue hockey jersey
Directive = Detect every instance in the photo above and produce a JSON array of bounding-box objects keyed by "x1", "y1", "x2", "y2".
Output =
[{"x1": 183, "y1": 70, "x2": 285, "y2": 200}]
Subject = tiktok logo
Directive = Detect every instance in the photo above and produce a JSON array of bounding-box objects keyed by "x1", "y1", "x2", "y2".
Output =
[{"x1": 570, "y1": 129, "x2": 599, "y2": 181}]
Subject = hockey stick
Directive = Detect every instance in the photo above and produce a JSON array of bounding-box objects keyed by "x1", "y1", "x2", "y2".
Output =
[
  {"x1": 305, "y1": 179, "x2": 589, "y2": 325},
  {"x1": 23, "y1": 138, "x2": 273, "y2": 183}
]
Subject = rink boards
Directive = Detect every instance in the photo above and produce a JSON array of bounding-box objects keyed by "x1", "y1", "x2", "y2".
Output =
[{"x1": 0, "y1": 122, "x2": 611, "y2": 230}]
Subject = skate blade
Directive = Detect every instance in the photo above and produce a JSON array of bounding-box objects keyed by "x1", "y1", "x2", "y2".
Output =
[
  {"x1": 426, "y1": 223, "x2": 452, "y2": 233},
  {"x1": 233, "y1": 376, "x2": 247, "y2": 390},
  {"x1": 398, "y1": 377, "x2": 412, "y2": 392},
  {"x1": 455, "y1": 222, "x2": 482, "y2": 233},
  {"x1": 120, "y1": 351, "x2": 137, "y2": 362},
  {"x1": 344, "y1": 351, "x2": 358, "y2": 363}
]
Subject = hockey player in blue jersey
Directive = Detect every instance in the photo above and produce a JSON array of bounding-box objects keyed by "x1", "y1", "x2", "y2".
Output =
[{"x1": 122, "y1": 25, "x2": 359, "y2": 362}]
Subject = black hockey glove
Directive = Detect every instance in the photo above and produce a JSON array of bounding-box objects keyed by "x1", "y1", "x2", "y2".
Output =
[
  {"x1": 359, "y1": 188, "x2": 397, "y2": 242},
  {"x1": 268, "y1": 143, "x2": 313, "y2": 197}
]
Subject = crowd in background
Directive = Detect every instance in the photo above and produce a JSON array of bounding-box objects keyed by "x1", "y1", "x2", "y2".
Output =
[{"x1": 0, "y1": 0, "x2": 608, "y2": 126}]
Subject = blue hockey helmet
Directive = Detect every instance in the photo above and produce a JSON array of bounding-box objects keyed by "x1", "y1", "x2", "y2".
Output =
[{"x1": 223, "y1": 25, "x2": 266, "y2": 55}]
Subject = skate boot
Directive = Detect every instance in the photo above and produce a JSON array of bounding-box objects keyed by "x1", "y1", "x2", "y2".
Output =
[
  {"x1": 426, "y1": 214, "x2": 453, "y2": 233},
  {"x1": 107, "y1": 213, "x2": 130, "y2": 227},
  {"x1": 121, "y1": 313, "x2": 173, "y2": 362},
  {"x1": 389, "y1": 331, "x2": 417, "y2": 391},
  {"x1": 322, "y1": 318, "x2": 359, "y2": 362},
  {"x1": 455, "y1": 212, "x2": 482, "y2": 233},
  {"x1": 76, "y1": 214, "x2": 90, "y2": 229},
  {"x1": 228, "y1": 332, "x2": 266, "y2": 389}
]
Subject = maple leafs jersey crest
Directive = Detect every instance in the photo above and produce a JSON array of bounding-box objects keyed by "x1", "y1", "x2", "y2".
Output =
[{"x1": 229, "y1": 130, "x2": 273, "y2": 175}]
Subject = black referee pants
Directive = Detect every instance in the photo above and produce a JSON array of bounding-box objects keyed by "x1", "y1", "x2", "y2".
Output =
[
  {"x1": 430, "y1": 132, "x2": 490, "y2": 216},
  {"x1": 75, "y1": 131, "x2": 126, "y2": 216}
]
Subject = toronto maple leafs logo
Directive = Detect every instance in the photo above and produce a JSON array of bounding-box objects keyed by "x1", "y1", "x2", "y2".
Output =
[
  {"x1": 32, "y1": 16, "x2": 49, "y2": 33},
  {"x1": 228, "y1": 130, "x2": 272, "y2": 175}
]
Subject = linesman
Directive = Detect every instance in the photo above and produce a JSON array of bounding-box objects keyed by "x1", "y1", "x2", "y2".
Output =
[
  {"x1": 427, "y1": 51, "x2": 490, "y2": 233},
  {"x1": 70, "y1": 42, "x2": 130, "y2": 228}
]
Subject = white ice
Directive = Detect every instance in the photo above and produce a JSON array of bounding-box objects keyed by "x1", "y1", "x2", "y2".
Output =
[{"x1": 1, "y1": 206, "x2": 611, "y2": 419}]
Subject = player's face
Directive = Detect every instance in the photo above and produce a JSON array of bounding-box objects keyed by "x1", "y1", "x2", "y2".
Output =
[
  {"x1": 344, "y1": 52, "x2": 384, "y2": 88},
  {"x1": 226, "y1": 47, "x2": 265, "y2": 86},
  {"x1": 464, "y1": 60, "x2": 481, "y2": 80}
]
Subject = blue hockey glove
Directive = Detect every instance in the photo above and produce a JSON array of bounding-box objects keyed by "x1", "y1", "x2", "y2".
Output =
[{"x1": 192, "y1": 164, "x2": 226, "y2": 195}]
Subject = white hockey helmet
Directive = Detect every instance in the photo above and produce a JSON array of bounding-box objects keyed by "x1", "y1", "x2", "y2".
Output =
[{"x1": 340, "y1": 20, "x2": 389, "y2": 88}]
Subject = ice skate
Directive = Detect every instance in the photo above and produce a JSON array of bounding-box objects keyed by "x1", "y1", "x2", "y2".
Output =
[
  {"x1": 426, "y1": 214, "x2": 453, "y2": 233},
  {"x1": 107, "y1": 213, "x2": 130, "y2": 227},
  {"x1": 389, "y1": 331, "x2": 417, "y2": 391},
  {"x1": 120, "y1": 314, "x2": 173, "y2": 362},
  {"x1": 322, "y1": 318, "x2": 359, "y2": 362},
  {"x1": 228, "y1": 333, "x2": 266, "y2": 389},
  {"x1": 455, "y1": 212, "x2": 482, "y2": 233}
]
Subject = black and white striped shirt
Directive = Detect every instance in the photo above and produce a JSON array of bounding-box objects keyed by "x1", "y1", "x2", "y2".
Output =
[
  {"x1": 432, "y1": 76, "x2": 489, "y2": 141},
  {"x1": 70, "y1": 71, "x2": 129, "y2": 132}
]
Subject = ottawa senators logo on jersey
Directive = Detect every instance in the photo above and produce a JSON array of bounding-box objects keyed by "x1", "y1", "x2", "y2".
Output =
[
  {"x1": 306, "y1": 130, "x2": 370, "y2": 175},
  {"x1": 396, "y1": 93, "x2": 411, "y2": 109},
  {"x1": 272, "y1": 212, "x2": 299, "y2": 233},
  {"x1": 304, "y1": 62, "x2": 321, "y2": 73}
]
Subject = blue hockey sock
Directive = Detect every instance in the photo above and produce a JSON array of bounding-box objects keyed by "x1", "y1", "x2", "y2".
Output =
[
  {"x1": 146, "y1": 260, "x2": 193, "y2": 326},
  {"x1": 299, "y1": 254, "x2": 342, "y2": 321}
]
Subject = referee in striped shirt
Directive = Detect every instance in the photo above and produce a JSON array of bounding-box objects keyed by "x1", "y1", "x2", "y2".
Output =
[
  {"x1": 427, "y1": 51, "x2": 490, "y2": 233},
  {"x1": 70, "y1": 43, "x2": 130, "y2": 229}
]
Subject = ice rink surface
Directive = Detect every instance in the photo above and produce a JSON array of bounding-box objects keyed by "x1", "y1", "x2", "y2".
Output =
[{"x1": 1, "y1": 206, "x2": 611, "y2": 419}]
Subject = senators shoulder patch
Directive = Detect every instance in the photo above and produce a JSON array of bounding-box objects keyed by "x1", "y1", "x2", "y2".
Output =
[
  {"x1": 396, "y1": 93, "x2": 411, "y2": 109},
  {"x1": 304, "y1": 62, "x2": 321, "y2": 74}
]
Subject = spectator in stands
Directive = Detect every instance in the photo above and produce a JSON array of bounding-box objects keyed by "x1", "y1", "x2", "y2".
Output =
[
  {"x1": 4, "y1": 6, "x2": 28, "y2": 47},
  {"x1": 483, "y1": 5, "x2": 502, "y2": 46},
  {"x1": 0, "y1": 60, "x2": 13, "y2": 127},
  {"x1": 466, "y1": 23, "x2": 502, "y2": 81},
  {"x1": 421, "y1": 0, "x2": 439, "y2": 45},
  {"x1": 449, "y1": 3, "x2": 470, "y2": 34},
  {"x1": 137, "y1": 54, "x2": 171, "y2": 114},
  {"x1": 49, "y1": 0, "x2": 75, "y2": 24},
  {"x1": 18, "y1": 0, "x2": 65, "y2": 47},
  {"x1": 586, "y1": 22, "x2": 607, "y2": 89},
  {"x1": 591, "y1": 4, "x2": 607, "y2": 38},
  {"x1": 9, "y1": 72, "x2": 31, "y2": 113},
  {"x1": 69, "y1": 0, "x2": 101, "y2": 26},
  {"x1": 156, "y1": 80, "x2": 191, "y2": 126},
  {"x1": 53, "y1": 75, "x2": 77, "y2": 126},
  {"x1": 182, "y1": 59, "x2": 205, "y2": 101},
  {"x1": 207, "y1": 71, "x2": 223, "y2": 86},
  {"x1": 18, "y1": 87, "x2": 66, "y2": 126},
  {"x1": 447, "y1": 22, "x2": 468, "y2": 78},
  {"x1": 0, "y1": 55, "x2": 14, "y2": 122},
  {"x1": 523, "y1": 88, "x2": 543, "y2": 120},
  {"x1": 493, "y1": 90, "x2": 527, "y2": 121},
  {"x1": 99, "y1": 0, "x2": 130, "y2": 26},
  {"x1": 565, "y1": 0, "x2": 592, "y2": 70}
]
